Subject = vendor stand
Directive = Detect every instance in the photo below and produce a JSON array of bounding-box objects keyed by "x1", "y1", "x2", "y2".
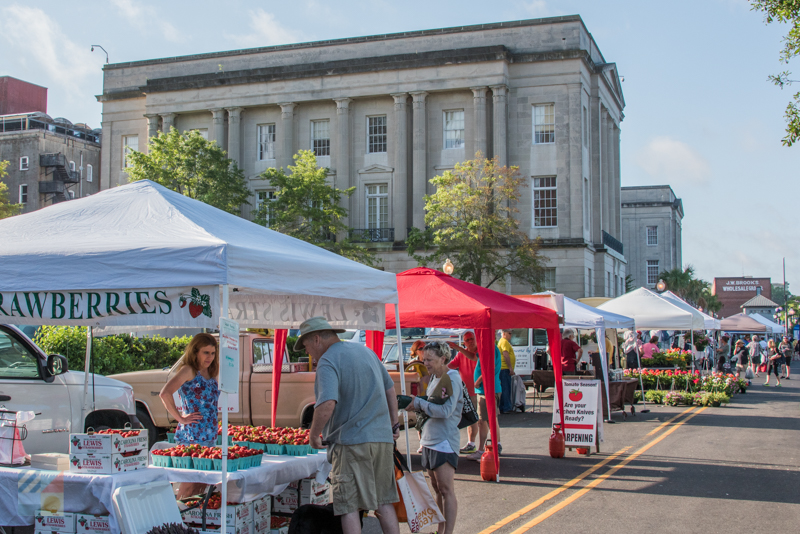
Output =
[{"x1": 0, "y1": 180, "x2": 400, "y2": 530}]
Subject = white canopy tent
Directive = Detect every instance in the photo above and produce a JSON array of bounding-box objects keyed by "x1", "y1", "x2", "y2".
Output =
[
  {"x1": 522, "y1": 292, "x2": 635, "y2": 420},
  {"x1": 0, "y1": 180, "x2": 402, "y2": 522},
  {"x1": 659, "y1": 290, "x2": 721, "y2": 330},
  {"x1": 749, "y1": 313, "x2": 784, "y2": 335}
]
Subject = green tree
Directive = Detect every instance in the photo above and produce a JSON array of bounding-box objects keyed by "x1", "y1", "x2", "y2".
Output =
[
  {"x1": 406, "y1": 153, "x2": 545, "y2": 289},
  {"x1": 771, "y1": 282, "x2": 791, "y2": 305},
  {"x1": 751, "y1": 1, "x2": 800, "y2": 146},
  {"x1": 0, "y1": 160, "x2": 22, "y2": 219},
  {"x1": 258, "y1": 150, "x2": 377, "y2": 267},
  {"x1": 625, "y1": 274, "x2": 636, "y2": 293},
  {"x1": 126, "y1": 129, "x2": 251, "y2": 214}
]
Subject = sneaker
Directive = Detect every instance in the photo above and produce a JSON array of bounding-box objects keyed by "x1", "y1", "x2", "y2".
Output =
[
  {"x1": 776, "y1": 384, "x2": 782, "y2": 387},
  {"x1": 497, "y1": 443, "x2": 503, "y2": 456},
  {"x1": 764, "y1": 383, "x2": 770, "y2": 387},
  {"x1": 467, "y1": 451, "x2": 483, "y2": 461},
  {"x1": 459, "y1": 443, "x2": 477, "y2": 455}
]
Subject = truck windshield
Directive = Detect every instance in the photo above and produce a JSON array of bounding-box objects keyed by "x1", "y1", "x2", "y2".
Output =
[
  {"x1": 384, "y1": 328, "x2": 426, "y2": 339},
  {"x1": 338, "y1": 331, "x2": 357, "y2": 340},
  {"x1": 383, "y1": 343, "x2": 413, "y2": 364}
]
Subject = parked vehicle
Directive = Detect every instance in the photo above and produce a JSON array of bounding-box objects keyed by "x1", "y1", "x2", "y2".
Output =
[
  {"x1": 507, "y1": 328, "x2": 551, "y2": 382},
  {"x1": 0, "y1": 324, "x2": 139, "y2": 455},
  {"x1": 111, "y1": 332, "x2": 420, "y2": 446},
  {"x1": 337, "y1": 330, "x2": 366, "y2": 344}
]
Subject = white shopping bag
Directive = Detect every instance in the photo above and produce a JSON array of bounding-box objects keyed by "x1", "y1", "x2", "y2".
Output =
[
  {"x1": 396, "y1": 470, "x2": 446, "y2": 533},
  {"x1": 0, "y1": 424, "x2": 27, "y2": 465}
]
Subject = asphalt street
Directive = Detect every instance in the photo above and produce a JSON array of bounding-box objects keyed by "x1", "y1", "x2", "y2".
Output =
[{"x1": 366, "y1": 376, "x2": 800, "y2": 533}]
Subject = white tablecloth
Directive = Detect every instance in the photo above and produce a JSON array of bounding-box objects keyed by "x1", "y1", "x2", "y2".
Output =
[
  {"x1": 0, "y1": 466, "x2": 169, "y2": 531},
  {"x1": 149, "y1": 442, "x2": 332, "y2": 503}
]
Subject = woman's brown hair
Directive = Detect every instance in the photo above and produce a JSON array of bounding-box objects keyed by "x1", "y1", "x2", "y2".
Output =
[
  {"x1": 181, "y1": 333, "x2": 219, "y2": 378},
  {"x1": 410, "y1": 340, "x2": 426, "y2": 356}
]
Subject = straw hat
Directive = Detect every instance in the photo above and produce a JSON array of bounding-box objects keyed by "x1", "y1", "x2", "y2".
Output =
[{"x1": 293, "y1": 316, "x2": 345, "y2": 351}]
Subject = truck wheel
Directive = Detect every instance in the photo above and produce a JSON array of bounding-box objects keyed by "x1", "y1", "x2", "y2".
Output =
[{"x1": 136, "y1": 406, "x2": 160, "y2": 449}]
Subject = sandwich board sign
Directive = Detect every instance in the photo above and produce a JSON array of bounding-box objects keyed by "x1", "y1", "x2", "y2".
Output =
[{"x1": 553, "y1": 378, "x2": 604, "y2": 450}]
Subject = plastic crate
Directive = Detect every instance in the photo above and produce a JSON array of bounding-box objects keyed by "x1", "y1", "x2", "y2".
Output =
[
  {"x1": 171, "y1": 456, "x2": 192, "y2": 469},
  {"x1": 112, "y1": 481, "x2": 183, "y2": 534},
  {"x1": 212, "y1": 458, "x2": 239, "y2": 472},
  {"x1": 265, "y1": 444, "x2": 284, "y2": 455},
  {"x1": 215, "y1": 435, "x2": 233, "y2": 446},
  {"x1": 247, "y1": 442, "x2": 265, "y2": 451},
  {"x1": 251, "y1": 454, "x2": 263, "y2": 467},
  {"x1": 150, "y1": 454, "x2": 172, "y2": 468},
  {"x1": 283, "y1": 444, "x2": 308, "y2": 457},
  {"x1": 166, "y1": 433, "x2": 175, "y2": 443},
  {"x1": 192, "y1": 457, "x2": 214, "y2": 471}
]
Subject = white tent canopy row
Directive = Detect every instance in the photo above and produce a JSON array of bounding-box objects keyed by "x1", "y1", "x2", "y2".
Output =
[
  {"x1": 0, "y1": 180, "x2": 395, "y2": 329},
  {"x1": 598, "y1": 288, "x2": 706, "y2": 331},
  {"x1": 659, "y1": 290, "x2": 720, "y2": 330},
  {"x1": 748, "y1": 313, "x2": 784, "y2": 335}
]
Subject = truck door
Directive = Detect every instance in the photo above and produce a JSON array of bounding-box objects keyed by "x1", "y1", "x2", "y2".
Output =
[{"x1": 0, "y1": 326, "x2": 72, "y2": 454}]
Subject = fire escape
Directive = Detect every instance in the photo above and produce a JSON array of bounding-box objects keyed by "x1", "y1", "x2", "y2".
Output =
[{"x1": 39, "y1": 153, "x2": 79, "y2": 203}]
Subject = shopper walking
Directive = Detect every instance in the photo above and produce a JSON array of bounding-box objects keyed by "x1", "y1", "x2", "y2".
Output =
[
  {"x1": 159, "y1": 333, "x2": 220, "y2": 498},
  {"x1": 301, "y1": 317, "x2": 400, "y2": 534},
  {"x1": 779, "y1": 336, "x2": 792, "y2": 379},
  {"x1": 406, "y1": 341, "x2": 463, "y2": 534},
  {"x1": 747, "y1": 335, "x2": 763, "y2": 378},
  {"x1": 497, "y1": 330, "x2": 516, "y2": 414},
  {"x1": 642, "y1": 335, "x2": 660, "y2": 360},
  {"x1": 448, "y1": 332, "x2": 479, "y2": 454},
  {"x1": 716, "y1": 335, "x2": 731, "y2": 373},
  {"x1": 622, "y1": 330, "x2": 639, "y2": 369},
  {"x1": 764, "y1": 339, "x2": 783, "y2": 387},
  {"x1": 732, "y1": 340, "x2": 749, "y2": 378}
]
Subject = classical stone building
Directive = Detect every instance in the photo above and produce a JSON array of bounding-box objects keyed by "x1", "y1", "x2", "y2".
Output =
[
  {"x1": 620, "y1": 185, "x2": 683, "y2": 290},
  {"x1": 0, "y1": 111, "x2": 101, "y2": 212},
  {"x1": 98, "y1": 15, "x2": 625, "y2": 298}
]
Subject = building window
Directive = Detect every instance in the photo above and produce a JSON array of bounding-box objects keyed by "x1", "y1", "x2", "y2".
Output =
[
  {"x1": 86, "y1": 164, "x2": 93, "y2": 182},
  {"x1": 255, "y1": 190, "x2": 277, "y2": 226},
  {"x1": 257, "y1": 124, "x2": 276, "y2": 160},
  {"x1": 19, "y1": 184, "x2": 27, "y2": 204},
  {"x1": 69, "y1": 161, "x2": 76, "y2": 171},
  {"x1": 367, "y1": 116, "x2": 387, "y2": 153},
  {"x1": 533, "y1": 104, "x2": 555, "y2": 144},
  {"x1": 543, "y1": 268, "x2": 556, "y2": 291},
  {"x1": 311, "y1": 120, "x2": 330, "y2": 157},
  {"x1": 443, "y1": 110, "x2": 465, "y2": 149},
  {"x1": 646, "y1": 260, "x2": 660, "y2": 286},
  {"x1": 122, "y1": 135, "x2": 138, "y2": 168},
  {"x1": 19, "y1": 157, "x2": 29, "y2": 171},
  {"x1": 533, "y1": 176, "x2": 557, "y2": 227},
  {"x1": 646, "y1": 226, "x2": 658, "y2": 246},
  {"x1": 366, "y1": 184, "x2": 389, "y2": 229}
]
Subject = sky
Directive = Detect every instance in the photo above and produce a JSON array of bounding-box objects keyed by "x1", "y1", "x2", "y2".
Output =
[{"x1": 1, "y1": 0, "x2": 797, "y2": 290}]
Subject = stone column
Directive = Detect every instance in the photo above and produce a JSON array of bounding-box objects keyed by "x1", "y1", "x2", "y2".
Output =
[
  {"x1": 470, "y1": 87, "x2": 488, "y2": 158},
  {"x1": 410, "y1": 91, "x2": 428, "y2": 230},
  {"x1": 144, "y1": 114, "x2": 160, "y2": 141},
  {"x1": 391, "y1": 93, "x2": 409, "y2": 241},
  {"x1": 161, "y1": 113, "x2": 175, "y2": 133},
  {"x1": 491, "y1": 85, "x2": 508, "y2": 167},
  {"x1": 613, "y1": 123, "x2": 622, "y2": 237},
  {"x1": 334, "y1": 98, "x2": 352, "y2": 227},
  {"x1": 604, "y1": 113, "x2": 613, "y2": 238},
  {"x1": 226, "y1": 107, "x2": 243, "y2": 165},
  {"x1": 278, "y1": 103, "x2": 296, "y2": 170},
  {"x1": 210, "y1": 108, "x2": 226, "y2": 148},
  {"x1": 599, "y1": 111, "x2": 607, "y2": 233}
]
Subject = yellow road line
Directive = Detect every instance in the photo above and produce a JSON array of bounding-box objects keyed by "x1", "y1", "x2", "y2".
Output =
[
  {"x1": 477, "y1": 406, "x2": 696, "y2": 534},
  {"x1": 510, "y1": 406, "x2": 709, "y2": 533}
]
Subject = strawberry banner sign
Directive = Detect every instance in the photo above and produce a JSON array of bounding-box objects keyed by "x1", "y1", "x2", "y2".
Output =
[
  {"x1": 553, "y1": 379, "x2": 604, "y2": 449},
  {"x1": 0, "y1": 286, "x2": 219, "y2": 328}
]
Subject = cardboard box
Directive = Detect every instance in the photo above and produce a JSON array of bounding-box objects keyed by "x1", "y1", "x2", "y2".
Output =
[
  {"x1": 68, "y1": 452, "x2": 148, "y2": 475},
  {"x1": 268, "y1": 516, "x2": 290, "y2": 534},
  {"x1": 271, "y1": 479, "x2": 330, "y2": 514},
  {"x1": 181, "y1": 502, "x2": 253, "y2": 528},
  {"x1": 268, "y1": 528, "x2": 288, "y2": 534},
  {"x1": 251, "y1": 495, "x2": 271, "y2": 522},
  {"x1": 69, "y1": 431, "x2": 148, "y2": 455},
  {"x1": 75, "y1": 514, "x2": 110, "y2": 534},
  {"x1": 35, "y1": 530, "x2": 75, "y2": 534},
  {"x1": 31, "y1": 453, "x2": 70, "y2": 472},
  {"x1": 252, "y1": 516, "x2": 270, "y2": 534},
  {"x1": 34, "y1": 510, "x2": 76, "y2": 532},
  {"x1": 190, "y1": 520, "x2": 252, "y2": 534}
]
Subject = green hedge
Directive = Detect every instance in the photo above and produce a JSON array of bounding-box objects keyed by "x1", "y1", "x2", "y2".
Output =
[{"x1": 33, "y1": 326, "x2": 191, "y2": 376}]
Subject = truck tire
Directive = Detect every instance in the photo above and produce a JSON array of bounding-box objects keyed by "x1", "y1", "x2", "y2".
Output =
[
  {"x1": 136, "y1": 406, "x2": 161, "y2": 449},
  {"x1": 301, "y1": 406, "x2": 314, "y2": 429}
]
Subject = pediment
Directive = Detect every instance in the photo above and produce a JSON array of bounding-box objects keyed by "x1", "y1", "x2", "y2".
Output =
[{"x1": 358, "y1": 164, "x2": 394, "y2": 174}]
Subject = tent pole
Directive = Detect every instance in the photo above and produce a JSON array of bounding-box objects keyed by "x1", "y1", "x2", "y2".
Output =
[
  {"x1": 220, "y1": 285, "x2": 229, "y2": 534},
  {"x1": 395, "y1": 304, "x2": 411, "y2": 470},
  {"x1": 81, "y1": 327, "x2": 93, "y2": 427},
  {"x1": 691, "y1": 330, "x2": 695, "y2": 375},
  {"x1": 597, "y1": 327, "x2": 613, "y2": 423}
]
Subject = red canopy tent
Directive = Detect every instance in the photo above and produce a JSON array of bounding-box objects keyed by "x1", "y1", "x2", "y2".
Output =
[{"x1": 380, "y1": 267, "x2": 563, "y2": 479}]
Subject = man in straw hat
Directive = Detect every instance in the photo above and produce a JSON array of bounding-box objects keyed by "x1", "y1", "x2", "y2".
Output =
[{"x1": 298, "y1": 316, "x2": 400, "y2": 534}]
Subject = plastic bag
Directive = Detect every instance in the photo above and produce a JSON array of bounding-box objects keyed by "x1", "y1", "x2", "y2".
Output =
[
  {"x1": 744, "y1": 367, "x2": 754, "y2": 380},
  {"x1": 0, "y1": 424, "x2": 27, "y2": 465}
]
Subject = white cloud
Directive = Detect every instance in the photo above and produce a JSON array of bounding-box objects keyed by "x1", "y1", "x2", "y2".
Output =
[
  {"x1": 225, "y1": 9, "x2": 302, "y2": 49},
  {"x1": 0, "y1": 5, "x2": 97, "y2": 98},
  {"x1": 111, "y1": 0, "x2": 183, "y2": 43},
  {"x1": 633, "y1": 136, "x2": 712, "y2": 185}
]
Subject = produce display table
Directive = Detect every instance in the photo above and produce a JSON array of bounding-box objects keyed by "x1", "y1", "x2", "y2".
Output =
[
  {"x1": 0, "y1": 465, "x2": 169, "y2": 531},
  {"x1": 149, "y1": 442, "x2": 331, "y2": 503},
  {"x1": 603, "y1": 379, "x2": 639, "y2": 417}
]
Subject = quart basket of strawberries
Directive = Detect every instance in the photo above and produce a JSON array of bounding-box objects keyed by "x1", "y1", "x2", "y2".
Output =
[
  {"x1": 221, "y1": 424, "x2": 315, "y2": 456},
  {"x1": 151, "y1": 444, "x2": 263, "y2": 471}
]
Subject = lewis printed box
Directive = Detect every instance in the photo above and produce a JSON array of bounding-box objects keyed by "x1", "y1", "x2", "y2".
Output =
[
  {"x1": 76, "y1": 514, "x2": 110, "y2": 534},
  {"x1": 181, "y1": 502, "x2": 253, "y2": 528},
  {"x1": 251, "y1": 495, "x2": 271, "y2": 522},
  {"x1": 34, "y1": 510, "x2": 76, "y2": 532},
  {"x1": 68, "y1": 452, "x2": 148, "y2": 474},
  {"x1": 69, "y1": 431, "x2": 148, "y2": 455},
  {"x1": 271, "y1": 478, "x2": 330, "y2": 514}
]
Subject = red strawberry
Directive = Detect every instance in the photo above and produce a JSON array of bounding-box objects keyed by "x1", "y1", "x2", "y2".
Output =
[{"x1": 189, "y1": 302, "x2": 203, "y2": 318}]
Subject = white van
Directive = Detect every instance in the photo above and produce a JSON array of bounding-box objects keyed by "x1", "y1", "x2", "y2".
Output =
[{"x1": 507, "y1": 328, "x2": 551, "y2": 382}]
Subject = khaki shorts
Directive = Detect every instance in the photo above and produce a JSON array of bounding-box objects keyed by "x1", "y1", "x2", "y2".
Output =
[
  {"x1": 477, "y1": 393, "x2": 501, "y2": 422},
  {"x1": 330, "y1": 442, "x2": 398, "y2": 516}
]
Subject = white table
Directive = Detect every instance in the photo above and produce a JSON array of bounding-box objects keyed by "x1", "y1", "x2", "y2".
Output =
[
  {"x1": 0, "y1": 466, "x2": 169, "y2": 531},
  {"x1": 149, "y1": 442, "x2": 331, "y2": 503}
]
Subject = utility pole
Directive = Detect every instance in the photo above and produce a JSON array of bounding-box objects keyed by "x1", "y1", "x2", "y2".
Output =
[{"x1": 784, "y1": 257, "x2": 787, "y2": 330}]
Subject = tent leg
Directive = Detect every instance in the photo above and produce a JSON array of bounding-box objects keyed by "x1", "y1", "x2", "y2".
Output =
[
  {"x1": 81, "y1": 327, "x2": 93, "y2": 427},
  {"x1": 220, "y1": 285, "x2": 229, "y2": 534},
  {"x1": 395, "y1": 304, "x2": 411, "y2": 471}
]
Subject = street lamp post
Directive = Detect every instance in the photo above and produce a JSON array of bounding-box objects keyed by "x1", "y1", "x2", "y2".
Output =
[
  {"x1": 656, "y1": 279, "x2": 666, "y2": 292},
  {"x1": 443, "y1": 259, "x2": 454, "y2": 275}
]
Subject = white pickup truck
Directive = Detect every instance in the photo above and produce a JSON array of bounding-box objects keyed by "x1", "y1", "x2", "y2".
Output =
[{"x1": 0, "y1": 324, "x2": 139, "y2": 455}]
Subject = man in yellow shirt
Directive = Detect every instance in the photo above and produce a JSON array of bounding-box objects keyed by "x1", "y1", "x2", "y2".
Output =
[{"x1": 497, "y1": 330, "x2": 516, "y2": 413}]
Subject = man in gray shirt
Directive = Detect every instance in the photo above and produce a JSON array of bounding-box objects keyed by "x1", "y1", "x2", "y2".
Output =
[
  {"x1": 298, "y1": 316, "x2": 400, "y2": 534},
  {"x1": 747, "y1": 335, "x2": 763, "y2": 378}
]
